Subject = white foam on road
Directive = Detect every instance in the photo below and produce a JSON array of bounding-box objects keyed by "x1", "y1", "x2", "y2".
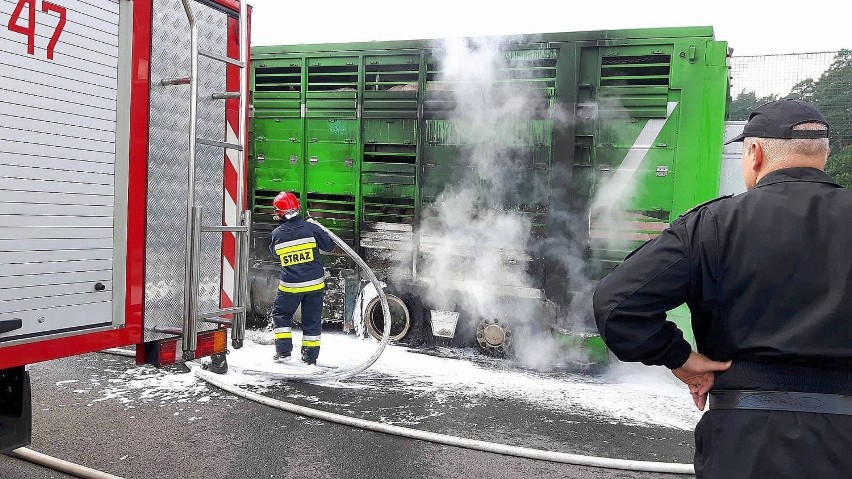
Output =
[
  {"x1": 76, "y1": 331, "x2": 702, "y2": 430},
  {"x1": 91, "y1": 366, "x2": 211, "y2": 407},
  {"x1": 226, "y1": 330, "x2": 704, "y2": 430},
  {"x1": 60, "y1": 356, "x2": 226, "y2": 418}
]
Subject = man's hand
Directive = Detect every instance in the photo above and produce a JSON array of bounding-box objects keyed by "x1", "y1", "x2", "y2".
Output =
[{"x1": 671, "y1": 351, "x2": 732, "y2": 411}]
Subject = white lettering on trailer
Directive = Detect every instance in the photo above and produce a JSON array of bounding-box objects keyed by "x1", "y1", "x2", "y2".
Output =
[{"x1": 0, "y1": 0, "x2": 129, "y2": 345}]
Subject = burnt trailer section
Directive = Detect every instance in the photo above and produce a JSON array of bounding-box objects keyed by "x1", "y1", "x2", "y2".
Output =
[{"x1": 247, "y1": 27, "x2": 729, "y2": 357}]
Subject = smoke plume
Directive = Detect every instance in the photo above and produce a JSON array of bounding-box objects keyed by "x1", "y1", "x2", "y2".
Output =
[
  {"x1": 392, "y1": 37, "x2": 559, "y2": 368},
  {"x1": 395, "y1": 36, "x2": 652, "y2": 369}
]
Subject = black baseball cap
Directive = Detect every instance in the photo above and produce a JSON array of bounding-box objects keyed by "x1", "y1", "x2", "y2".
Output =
[{"x1": 724, "y1": 99, "x2": 829, "y2": 145}]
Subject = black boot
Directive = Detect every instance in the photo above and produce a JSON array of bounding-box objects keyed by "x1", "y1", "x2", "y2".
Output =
[
  {"x1": 205, "y1": 352, "x2": 228, "y2": 374},
  {"x1": 273, "y1": 352, "x2": 291, "y2": 363},
  {"x1": 301, "y1": 347, "x2": 318, "y2": 365}
]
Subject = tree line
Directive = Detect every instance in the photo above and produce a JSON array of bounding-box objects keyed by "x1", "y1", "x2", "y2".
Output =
[{"x1": 728, "y1": 49, "x2": 852, "y2": 187}]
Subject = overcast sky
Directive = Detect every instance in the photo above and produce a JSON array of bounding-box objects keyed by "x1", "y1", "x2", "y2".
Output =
[{"x1": 246, "y1": 0, "x2": 847, "y2": 56}]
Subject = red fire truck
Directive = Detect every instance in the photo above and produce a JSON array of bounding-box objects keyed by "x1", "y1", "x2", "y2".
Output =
[{"x1": 0, "y1": 0, "x2": 251, "y2": 450}]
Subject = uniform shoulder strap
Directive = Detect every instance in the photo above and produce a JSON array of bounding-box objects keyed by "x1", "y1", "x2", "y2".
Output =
[{"x1": 678, "y1": 194, "x2": 734, "y2": 218}]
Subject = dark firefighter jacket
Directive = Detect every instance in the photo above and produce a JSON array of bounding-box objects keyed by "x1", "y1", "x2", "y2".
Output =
[
  {"x1": 269, "y1": 216, "x2": 335, "y2": 293},
  {"x1": 593, "y1": 167, "x2": 852, "y2": 478}
]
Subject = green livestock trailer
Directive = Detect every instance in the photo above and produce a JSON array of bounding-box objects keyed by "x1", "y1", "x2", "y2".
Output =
[{"x1": 248, "y1": 26, "x2": 730, "y2": 362}]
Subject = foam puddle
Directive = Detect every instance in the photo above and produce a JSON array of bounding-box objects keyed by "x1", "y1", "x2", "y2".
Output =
[
  {"x1": 69, "y1": 330, "x2": 701, "y2": 430},
  {"x1": 225, "y1": 330, "x2": 703, "y2": 430}
]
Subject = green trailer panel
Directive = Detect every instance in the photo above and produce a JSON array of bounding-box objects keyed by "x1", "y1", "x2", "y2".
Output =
[{"x1": 248, "y1": 26, "x2": 730, "y2": 338}]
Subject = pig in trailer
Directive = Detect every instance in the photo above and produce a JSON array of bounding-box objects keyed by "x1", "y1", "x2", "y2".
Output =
[{"x1": 0, "y1": 0, "x2": 250, "y2": 451}]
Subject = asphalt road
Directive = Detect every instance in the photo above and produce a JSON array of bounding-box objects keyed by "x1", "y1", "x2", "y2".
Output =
[{"x1": 0, "y1": 352, "x2": 695, "y2": 479}]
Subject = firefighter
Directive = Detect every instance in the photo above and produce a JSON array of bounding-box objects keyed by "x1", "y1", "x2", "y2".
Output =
[
  {"x1": 593, "y1": 99, "x2": 852, "y2": 478},
  {"x1": 269, "y1": 192, "x2": 335, "y2": 365}
]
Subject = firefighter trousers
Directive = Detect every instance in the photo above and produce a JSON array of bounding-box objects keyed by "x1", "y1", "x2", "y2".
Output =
[{"x1": 271, "y1": 289, "x2": 324, "y2": 364}]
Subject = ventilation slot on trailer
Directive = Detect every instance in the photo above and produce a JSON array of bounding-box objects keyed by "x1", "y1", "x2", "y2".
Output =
[
  {"x1": 599, "y1": 52, "x2": 672, "y2": 118},
  {"x1": 305, "y1": 193, "x2": 356, "y2": 245},
  {"x1": 306, "y1": 58, "x2": 358, "y2": 119}
]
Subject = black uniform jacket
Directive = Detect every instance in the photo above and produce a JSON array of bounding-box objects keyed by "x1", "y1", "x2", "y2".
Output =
[
  {"x1": 595, "y1": 166, "x2": 852, "y2": 478},
  {"x1": 269, "y1": 216, "x2": 335, "y2": 288},
  {"x1": 593, "y1": 167, "x2": 852, "y2": 370}
]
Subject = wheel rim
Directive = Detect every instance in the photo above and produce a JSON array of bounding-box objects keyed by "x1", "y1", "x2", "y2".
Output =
[
  {"x1": 365, "y1": 294, "x2": 410, "y2": 341},
  {"x1": 475, "y1": 318, "x2": 512, "y2": 356}
]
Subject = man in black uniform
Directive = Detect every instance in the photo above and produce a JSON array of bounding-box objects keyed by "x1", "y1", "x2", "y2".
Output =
[
  {"x1": 593, "y1": 99, "x2": 852, "y2": 478},
  {"x1": 269, "y1": 192, "x2": 335, "y2": 365}
]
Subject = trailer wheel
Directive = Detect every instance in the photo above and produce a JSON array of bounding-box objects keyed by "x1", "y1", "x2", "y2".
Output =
[
  {"x1": 475, "y1": 317, "x2": 513, "y2": 356},
  {"x1": 364, "y1": 294, "x2": 410, "y2": 342}
]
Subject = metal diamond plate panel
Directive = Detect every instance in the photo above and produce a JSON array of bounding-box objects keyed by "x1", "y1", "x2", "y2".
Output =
[{"x1": 144, "y1": 0, "x2": 228, "y2": 339}]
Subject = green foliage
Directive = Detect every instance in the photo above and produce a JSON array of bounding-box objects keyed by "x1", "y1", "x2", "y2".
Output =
[
  {"x1": 826, "y1": 145, "x2": 852, "y2": 189},
  {"x1": 728, "y1": 90, "x2": 777, "y2": 121},
  {"x1": 812, "y1": 49, "x2": 852, "y2": 151},
  {"x1": 785, "y1": 78, "x2": 817, "y2": 102}
]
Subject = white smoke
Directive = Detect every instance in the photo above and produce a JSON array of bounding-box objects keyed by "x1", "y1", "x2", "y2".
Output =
[
  {"x1": 589, "y1": 99, "x2": 676, "y2": 259},
  {"x1": 417, "y1": 187, "x2": 534, "y2": 320},
  {"x1": 401, "y1": 36, "x2": 565, "y2": 367},
  {"x1": 395, "y1": 36, "x2": 657, "y2": 369},
  {"x1": 592, "y1": 98, "x2": 659, "y2": 213}
]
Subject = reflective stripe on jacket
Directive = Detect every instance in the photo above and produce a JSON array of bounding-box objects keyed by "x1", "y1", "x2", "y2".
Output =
[
  {"x1": 278, "y1": 278, "x2": 325, "y2": 293},
  {"x1": 269, "y1": 216, "x2": 334, "y2": 291}
]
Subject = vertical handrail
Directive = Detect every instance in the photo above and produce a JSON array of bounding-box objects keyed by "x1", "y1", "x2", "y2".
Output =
[
  {"x1": 231, "y1": 0, "x2": 249, "y2": 348},
  {"x1": 236, "y1": 0, "x2": 247, "y2": 215},
  {"x1": 232, "y1": 210, "x2": 251, "y2": 348},
  {"x1": 183, "y1": 206, "x2": 202, "y2": 359},
  {"x1": 181, "y1": 0, "x2": 200, "y2": 360}
]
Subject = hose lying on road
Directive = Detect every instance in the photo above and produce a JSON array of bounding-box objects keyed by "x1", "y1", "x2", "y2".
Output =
[
  {"x1": 98, "y1": 348, "x2": 694, "y2": 475},
  {"x1": 8, "y1": 447, "x2": 125, "y2": 479},
  {"x1": 194, "y1": 365, "x2": 695, "y2": 475},
  {"x1": 101, "y1": 221, "x2": 693, "y2": 474}
]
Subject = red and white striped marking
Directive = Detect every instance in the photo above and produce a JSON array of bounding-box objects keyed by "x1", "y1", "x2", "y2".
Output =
[
  {"x1": 220, "y1": 15, "x2": 245, "y2": 314},
  {"x1": 221, "y1": 123, "x2": 239, "y2": 309}
]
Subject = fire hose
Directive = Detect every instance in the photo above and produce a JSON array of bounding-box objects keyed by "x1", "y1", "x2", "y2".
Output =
[
  {"x1": 217, "y1": 217, "x2": 392, "y2": 382},
  {"x1": 194, "y1": 366, "x2": 695, "y2": 475},
  {"x1": 190, "y1": 220, "x2": 695, "y2": 474},
  {"x1": 101, "y1": 221, "x2": 695, "y2": 474},
  {"x1": 7, "y1": 447, "x2": 125, "y2": 479},
  {"x1": 100, "y1": 345, "x2": 696, "y2": 475},
  {"x1": 100, "y1": 343, "x2": 697, "y2": 475}
]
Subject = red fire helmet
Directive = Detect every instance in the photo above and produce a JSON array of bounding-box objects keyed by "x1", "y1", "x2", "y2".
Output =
[{"x1": 273, "y1": 191, "x2": 300, "y2": 215}]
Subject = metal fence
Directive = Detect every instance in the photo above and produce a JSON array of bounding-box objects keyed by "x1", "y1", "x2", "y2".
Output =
[
  {"x1": 729, "y1": 51, "x2": 852, "y2": 151},
  {"x1": 730, "y1": 52, "x2": 837, "y2": 101}
]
